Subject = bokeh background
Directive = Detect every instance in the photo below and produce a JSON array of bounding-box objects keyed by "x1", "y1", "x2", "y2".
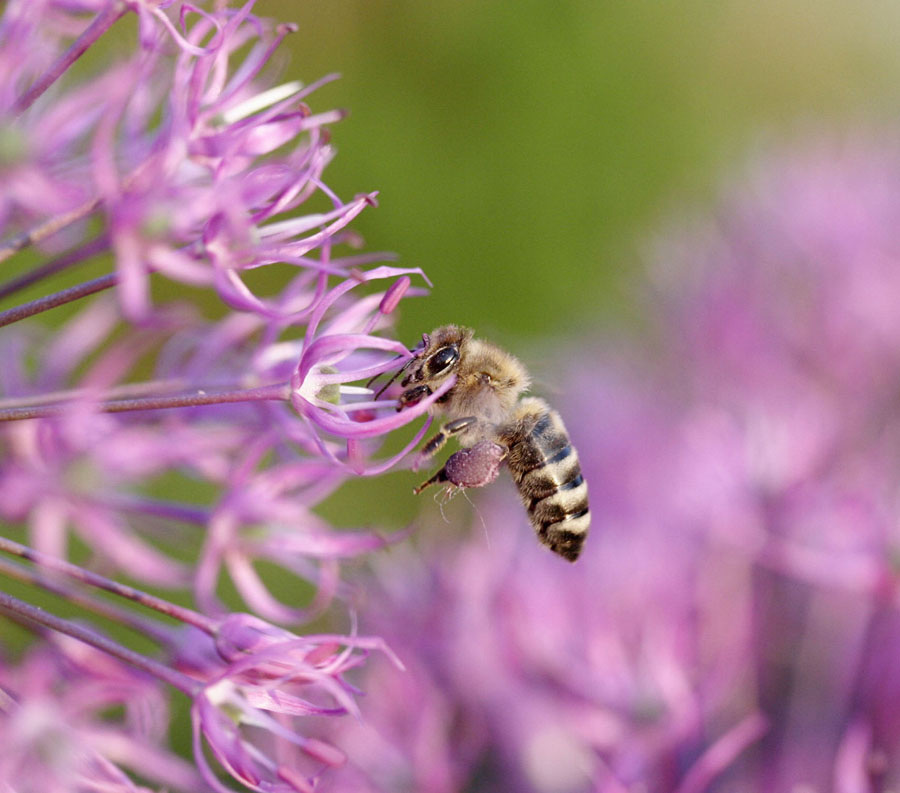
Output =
[{"x1": 262, "y1": 0, "x2": 900, "y2": 338}]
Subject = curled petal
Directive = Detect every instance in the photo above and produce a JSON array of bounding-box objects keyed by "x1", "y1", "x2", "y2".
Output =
[{"x1": 292, "y1": 375, "x2": 455, "y2": 441}]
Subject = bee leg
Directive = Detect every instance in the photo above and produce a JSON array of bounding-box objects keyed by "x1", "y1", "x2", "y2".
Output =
[
  {"x1": 422, "y1": 416, "x2": 479, "y2": 455},
  {"x1": 414, "y1": 440, "x2": 507, "y2": 494},
  {"x1": 413, "y1": 416, "x2": 479, "y2": 470},
  {"x1": 413, "y1": 467, "x2": 449, "y2": 494}
]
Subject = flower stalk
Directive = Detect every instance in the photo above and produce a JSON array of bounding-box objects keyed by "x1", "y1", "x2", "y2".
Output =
[
  {"x1": 0, "y1": 234, "x2": 109, "y2": 300},
  {"x1": 10, "y1": 2, "x2": 128, "y2": 115},
  {"x1": 0, "y1": 381, "x2": 290, "y2": 421},
  {"x1": 0, "y1": 589, "x2": 196, "y2": 694},
  {"x1": 0, "y1": 536, "x2": 215, "y2": 632},
  {"x1": 0, "y1": 198, "x2": 105, "y2": 264},
  {"x1": 0, "y1": 273, "x2": 117, "y2": 328}
]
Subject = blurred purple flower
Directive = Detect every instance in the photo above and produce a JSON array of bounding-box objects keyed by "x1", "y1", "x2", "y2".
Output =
[
  {"x1": 319, "y1": 138, "x2": 900, "y2": 792},
  {"x1": 0, "y1": 637, "x2": 203, "y2": 793},
  {"x1": 192, "y1": 622, "x2": 400, "y2": 793},
  {"x1": 3, "y1": 0, "x2": 379, "y2": 321}
]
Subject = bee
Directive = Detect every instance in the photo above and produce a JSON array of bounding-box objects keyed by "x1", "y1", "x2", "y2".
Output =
[{"x1": 395, "y1": 325, "x2": 589, "y2": 562}]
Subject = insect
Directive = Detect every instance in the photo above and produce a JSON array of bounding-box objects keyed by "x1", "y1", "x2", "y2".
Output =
[{"x1": 395, "y1": 325, "x2": 589, "y2": 562}]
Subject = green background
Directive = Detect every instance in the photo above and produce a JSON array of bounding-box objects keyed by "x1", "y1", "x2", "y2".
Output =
[
  {"x1": 260, "y1": 0, "x2": 900, "y2": 342},
  {"x1": 255, "y1": 0, "x2": 900, "y2": 527}
]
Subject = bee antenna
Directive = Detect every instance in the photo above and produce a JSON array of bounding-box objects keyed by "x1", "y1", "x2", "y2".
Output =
[
  {"x1": 372, "y1": 367, "x2": 403, "y2": 400},
  {"x1": 369, "y1": 354, "x2": 418, "y2": 400},
  {"x1": 364, "y1": 370, "x2": 386, "y2": 390}
]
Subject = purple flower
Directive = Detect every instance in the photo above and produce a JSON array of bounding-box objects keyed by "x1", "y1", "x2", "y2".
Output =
[
  {"x1": 0, "y1": 638, "x2": 203, "y2": 793},
  {"x1": 2, "y1": 0, "x2": 383, "y2": 320},
  {"x1": 192, "y1": 625, "x2": 400, "y2": 793},
  {"x1": 0, "y1": 1, "x2": 441, "y2": 791}
]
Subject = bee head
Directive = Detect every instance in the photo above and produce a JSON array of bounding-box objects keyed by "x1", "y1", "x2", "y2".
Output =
[{"x1": 397, "y1": 325, "x2": 472, "y2": 409}]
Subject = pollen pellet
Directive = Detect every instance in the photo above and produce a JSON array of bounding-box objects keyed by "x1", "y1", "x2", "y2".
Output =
[{"x1": 444, "y1": 441, "x2": 506, "y2": 488}]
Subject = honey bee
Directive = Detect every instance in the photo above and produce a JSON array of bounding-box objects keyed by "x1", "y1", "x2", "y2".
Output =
[{"x1": 395, "y1": 325, "x2": 589, "y2": 562}]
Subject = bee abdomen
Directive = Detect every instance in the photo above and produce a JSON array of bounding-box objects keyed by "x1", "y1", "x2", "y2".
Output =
[
  {"x1": 523, "y1": 462, "x2": 589, "y2": 562},
  {"x1": 505, "y1": 407, "x2": 590, "y2": 562}
]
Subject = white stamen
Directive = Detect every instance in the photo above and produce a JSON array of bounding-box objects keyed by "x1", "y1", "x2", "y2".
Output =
[{"x1": 222, "y1": 81, "x2": 304, "y2": 125}]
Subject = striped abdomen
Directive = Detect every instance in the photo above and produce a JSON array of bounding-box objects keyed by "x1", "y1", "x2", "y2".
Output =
[{"x1": 499, "y1": 398, "x2": 589, "y2": 562}]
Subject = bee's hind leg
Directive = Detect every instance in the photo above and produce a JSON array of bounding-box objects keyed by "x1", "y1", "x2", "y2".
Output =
[
  {"x1": 413, "y1": 467, "x2": 449, "y2": 494},
  {"x1": 414, "y1": 440, "x2": 507, "y2": 494}
]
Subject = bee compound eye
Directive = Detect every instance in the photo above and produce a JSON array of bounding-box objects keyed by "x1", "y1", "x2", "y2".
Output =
[{"x1": 428, "y1": 345, "x2": 459, "y2": 375}]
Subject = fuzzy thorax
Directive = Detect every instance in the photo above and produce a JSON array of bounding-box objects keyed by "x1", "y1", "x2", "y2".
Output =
[{"x1": 437, "y1": 337, "x2": 530, "y2": 425}]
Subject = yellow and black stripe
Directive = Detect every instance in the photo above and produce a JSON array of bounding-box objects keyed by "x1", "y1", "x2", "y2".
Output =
[{"x1": 500, "y1": 398, "x2": 590, "y2": 562}]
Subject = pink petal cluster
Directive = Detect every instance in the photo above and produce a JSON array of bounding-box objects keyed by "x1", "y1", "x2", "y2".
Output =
[
  {"x1": 0, "y1": 1, "x2": 436, "y2": 791},
  {"x1": 191, "y1": 615, "x2": 401, "y2": 793},
  {"x1": 0, "y1": 0, "x2": 434, "y2": 602},
  {"x1": 0, "y1": 637, "x2": 202, "y2": 793}
]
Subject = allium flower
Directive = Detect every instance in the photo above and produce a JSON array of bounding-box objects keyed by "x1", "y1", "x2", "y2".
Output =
[
  {"x1": 0, "y1": 1, "x2": 438, "y2": 790},
  {"x1": 0, "y1": 636, "x2": 202, "y2": 793},
  {"x1": 192, "y1": 614, "x2": 402, "y2": 793},
  {"x1": 320, "y1": 138, "x2": 900, "y2": 792}
]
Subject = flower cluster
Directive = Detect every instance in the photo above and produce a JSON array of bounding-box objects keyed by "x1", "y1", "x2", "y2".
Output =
[
  {"x1": 321, "y1": 138, "x2": 900, "y2": 791},
  {"x1": 0, "y1": 1, "x2": 435, "y2": 791}
]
